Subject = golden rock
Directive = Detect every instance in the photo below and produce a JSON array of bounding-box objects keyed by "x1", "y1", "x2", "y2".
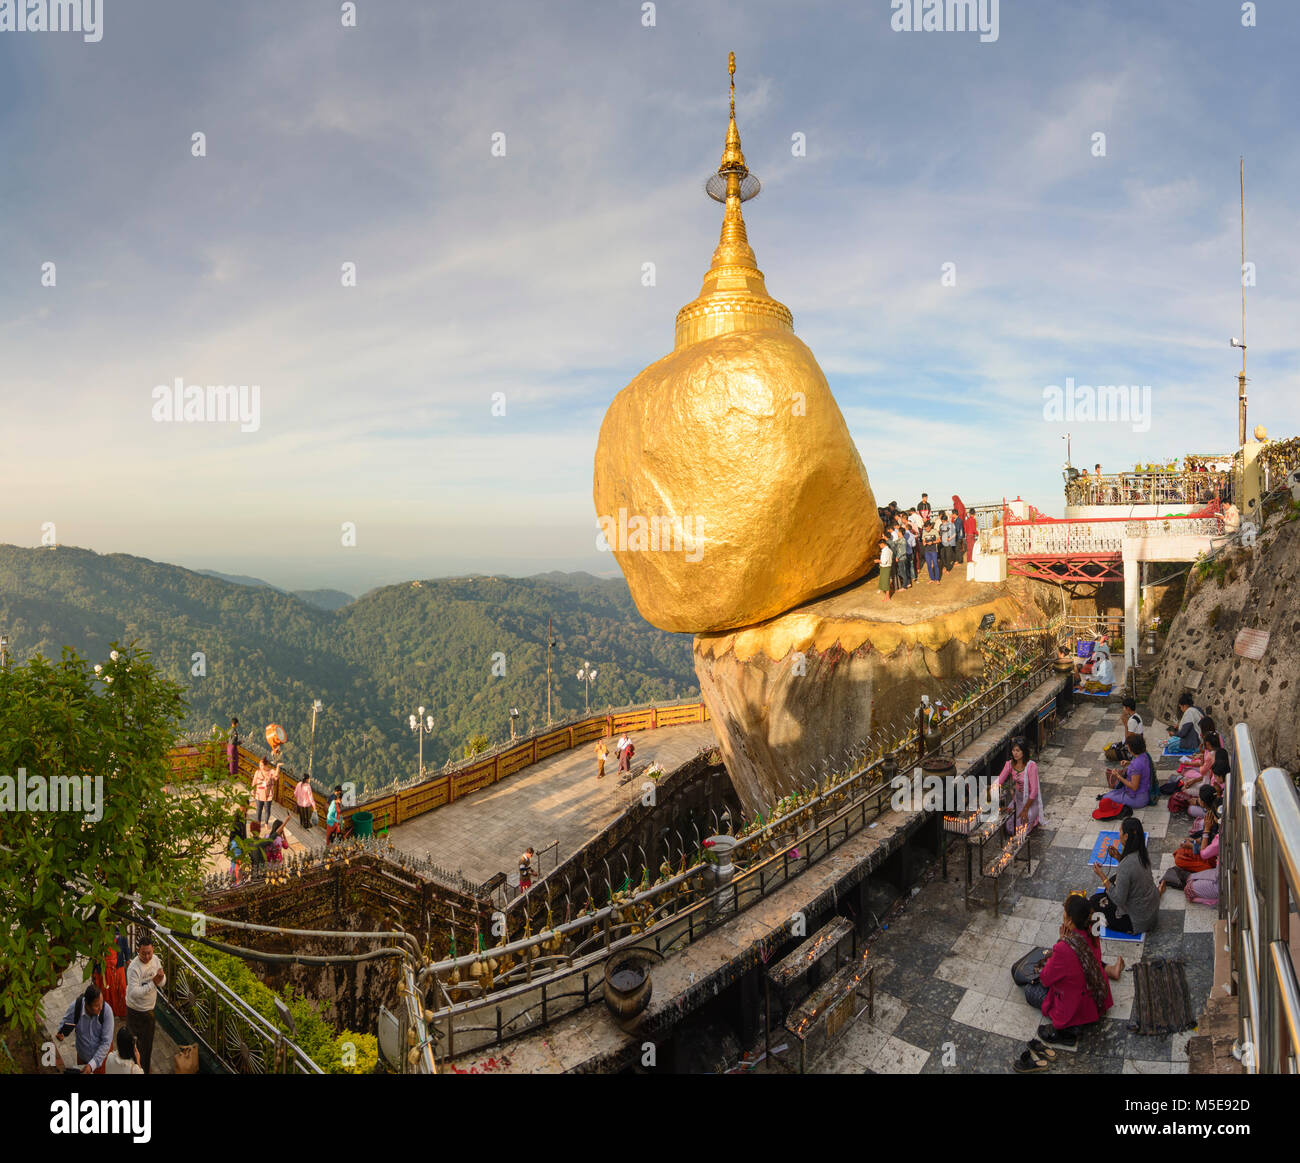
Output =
[{"x1": 593, "y1": 54, "x2": 880, "y2": 633}]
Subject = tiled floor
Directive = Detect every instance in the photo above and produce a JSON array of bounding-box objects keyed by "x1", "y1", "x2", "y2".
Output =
[{"x1": 813, "y1": 701, "x2": 1214, "y2": 1075}]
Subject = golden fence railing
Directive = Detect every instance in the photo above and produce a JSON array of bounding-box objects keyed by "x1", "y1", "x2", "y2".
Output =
[{"x1": 166, "y1": 698, "x2": 711, "y2": 835}]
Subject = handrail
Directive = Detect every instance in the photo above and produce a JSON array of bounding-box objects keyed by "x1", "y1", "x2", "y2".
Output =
[
  {"x1": 141, "y1": 922, "x2": 325, "y2": 1074},
  {"x1": 1224, "y1": 722, "x2": 1300, "y2": 1074}
]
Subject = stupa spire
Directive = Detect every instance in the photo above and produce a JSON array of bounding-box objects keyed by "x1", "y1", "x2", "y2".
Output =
[{"x1": 673, "y1": 52, "x2": 793, "y2": 350}]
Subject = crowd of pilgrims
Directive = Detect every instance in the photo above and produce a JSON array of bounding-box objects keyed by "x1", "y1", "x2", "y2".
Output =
[
  {"x1": 875, "y1": 493, "x2": 978, "y2": 597},
  {"x1": 985, "y1": 690, "x2": 1229, "y2": 1071}
]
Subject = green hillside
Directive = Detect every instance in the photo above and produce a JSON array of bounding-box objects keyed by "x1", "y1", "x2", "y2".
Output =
[{"x1": 0, "y1": 546, "x2": 697, "y2": 794}]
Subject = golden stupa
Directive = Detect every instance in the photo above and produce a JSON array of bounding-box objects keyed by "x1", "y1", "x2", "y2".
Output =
[{"x1": 593, "y1": 54, "x2": 881, "y2": 634}]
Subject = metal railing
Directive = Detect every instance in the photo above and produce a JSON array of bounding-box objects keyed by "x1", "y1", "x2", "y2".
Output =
[
  {"x1": 1064, "y1": 470, "x2": 1230, "y2": 508},
  {"x1": 1224, "y1": 723, "x2": 1300, "y2": 1074},
  {"x1": 140, "y1": 922, "x2": 325, "y2": 1074}
]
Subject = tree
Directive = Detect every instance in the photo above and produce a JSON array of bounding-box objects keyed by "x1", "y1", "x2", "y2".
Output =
[
  {"x1": 0, "y1": 643, "x2": 242, "y2": 1039},
  {"x1": 463, "y1": 734, "x2": 490, "y2": 758}
]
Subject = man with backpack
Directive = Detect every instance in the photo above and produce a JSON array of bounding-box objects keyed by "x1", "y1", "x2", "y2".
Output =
[{"x1": 56, "y1": 982, "x2": 114, "y2": 1074}]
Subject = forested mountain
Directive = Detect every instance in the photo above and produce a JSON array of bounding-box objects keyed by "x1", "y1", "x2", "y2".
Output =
[
  {"x1": 0, "y1": 546, "x2": 697, "y2": 794},
  {"x1": 197, "y1": 570, "x2": 355, "y2": 612}
]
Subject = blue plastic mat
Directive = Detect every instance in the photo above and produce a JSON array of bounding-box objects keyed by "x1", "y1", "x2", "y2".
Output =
[
  {"x1": 1100, "y1": 926, "x2": 1144, "y2": 942},
  {"x1": 1162, "y1": 740, "x2": 1198, "y2": 757},
  {"x1": 1091, "y1": 831, "x2": 1149, "y2": 867}
]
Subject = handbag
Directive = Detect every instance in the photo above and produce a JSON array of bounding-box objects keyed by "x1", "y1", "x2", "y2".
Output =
[
  {"x1": 174, "y1": 1044, "x2": 199, "y2": 1074},
  {"x1": 1011, "y1": 946, "x2": 1052, "y2": 986}
]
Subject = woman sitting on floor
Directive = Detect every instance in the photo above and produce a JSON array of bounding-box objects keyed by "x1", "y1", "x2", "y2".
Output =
[
  {"x1": 1170, "y1": 786, "x2": 1220, "y2": 875},
  {"x1": 994, "y1": 737, "x2": 1044, "y2": 835},
  {"x1": 1164, "y1": 692, "x2": 1204, "y2": 754},
  {"x1": 1082, "y1": 644, "x2": 1114, "y2": 693},
  {"x1": 1163, "y1": 788, "x2": 1220, "y2": 900},
  {"x1": 1187, "y1": 749, "x2": 1230, "y2": 825},
  {"x1": 1021, "y1": 894, "x2": 1116, "y2": 1049},
  {"x1": 1163, "y1": 726, "x2": 1219, "y2": 805},
  {"x1": 1088, "y1": 816, "x2": 1160, "y2": 935},
  {"x1": 1094, "y1": 733, "x2": 1153, "y2": 819}
]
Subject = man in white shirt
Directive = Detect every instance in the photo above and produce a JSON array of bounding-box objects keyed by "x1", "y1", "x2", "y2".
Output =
[
  {"x1": 125, "y1": 935, "x2": 166, "y2": 1074},
  {"x1": 1121, "y1": 697, "x2": 1144, "y2": 739}
]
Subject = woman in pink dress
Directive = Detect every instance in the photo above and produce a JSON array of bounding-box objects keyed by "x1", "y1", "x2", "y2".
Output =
[{"x1": 995, "y1": 738, "x2": 1043, "y2": 834}]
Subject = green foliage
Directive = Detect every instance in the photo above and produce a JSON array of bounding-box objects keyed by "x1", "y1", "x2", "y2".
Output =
[
  {"x1": 1195, "y1": 553, "x2": 1230, "y2": 586},
  {"x1": 0, "y1": 548, "x2": 698, "y2": 795},
  {"x1": 0, "y1": 644, "x2": 243, "y2": 1036},
  {"x1": 463, "y1": 734, "x2": 489, "y2": 758},
  {"x1": 192, "y1": 946, "x2": 378, "y2": 1073}
]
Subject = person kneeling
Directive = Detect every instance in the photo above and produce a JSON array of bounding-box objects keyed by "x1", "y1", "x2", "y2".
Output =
[
  {"x1": 1088, "y1": 817, "x2": 1159, "y2": 935},
  {"x1": 1022, "y1": 894, "x2": 1115, "y2": 1048}
]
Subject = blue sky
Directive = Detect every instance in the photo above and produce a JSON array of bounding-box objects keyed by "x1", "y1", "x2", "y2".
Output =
[{"x1": 2, "y1": 0, "x2": 1297, "y2": 593}]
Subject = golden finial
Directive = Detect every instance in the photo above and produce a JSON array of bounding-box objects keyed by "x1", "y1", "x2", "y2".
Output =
[{"x1": 673, "y1": 52, "x2": 792, "y2": 349}]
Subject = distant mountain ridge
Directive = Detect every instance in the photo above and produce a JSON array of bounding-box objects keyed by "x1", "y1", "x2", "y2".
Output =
[
  {"x1": 0, "y1": 545, "x2": 697, "y2": 792},
  {"x1": 196, "y1": 569, "x2": 354, "y2": 611}
]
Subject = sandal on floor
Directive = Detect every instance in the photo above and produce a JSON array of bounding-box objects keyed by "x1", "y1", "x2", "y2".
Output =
[
  {"x1": 1027, "y1": 1038, "x2": 1057, "y2": 1060},
  {"x1": 1037, "y1": 1023, "x2": 1078, "y2": 1048},
  {"x1": 1014, "y1": 1049, "x2": 1050, "y2": 1073}
]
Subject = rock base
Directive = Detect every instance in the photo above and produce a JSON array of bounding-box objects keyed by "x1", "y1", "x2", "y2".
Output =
[{"x1": 693, "y1": 570, "x2": 1027, "y2": 817}]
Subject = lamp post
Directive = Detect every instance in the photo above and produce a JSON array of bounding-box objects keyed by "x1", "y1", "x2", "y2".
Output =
[
  {"x1": 576, "y1": 662, "x2": 598, "y2": 714},
  {"x1": 308, "y1": 699, "x2": 323, "y2": 779},
  {"x1": 0, "y1": 634, "x2": 8, "y2": 671},
  {"x1": 509, "y1": 707, "x2": 520, "y2": 741},
  {"x1": 408, "y1": 706, "x2": 434, "y2": 777}
]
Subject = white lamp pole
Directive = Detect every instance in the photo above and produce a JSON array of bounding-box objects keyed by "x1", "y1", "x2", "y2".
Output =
[
  {"x1": 576, "y1": 663, "x2": 598, "y2": 714},
  {"x1": 309, "y1": 699, "x2": 323, "y2": 779},
  {"x1": 408, "y1": 706, "x2": 434, "y2": 776}
]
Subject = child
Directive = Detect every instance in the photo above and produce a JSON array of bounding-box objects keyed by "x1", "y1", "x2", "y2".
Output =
[{"x1": 878, "y1": 536, "x2": 893, "y2": 599}]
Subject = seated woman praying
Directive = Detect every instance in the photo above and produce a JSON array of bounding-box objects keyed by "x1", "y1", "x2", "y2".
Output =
[
  {"x1": 1163, "y1": 787, "x2": 1220, "y2": 899},
  {"x1": 994, "y1": 737, "x2": 1043, "y2": 835},
  {"x1": 1164, "y1": 692, "x2": 1204, "y2": 754},
  {"x1": 1164, "y1": 729, "x2": 1220, "y2": 807},
  {"x1": 1188, "y1": 749, "x2": 1230, "y2": 825},
  {"x1": 1082, "y1": 644, "x2": 1114, "y2": 692},
  {"x1": 1095, "y1": 734, "x2": 1153, "y2": 818},
  {"x1": 1022, "y1": 893, "x2": 1115, "y2": 1047},
  {"x1": 1089, "y1": 817, "x2": 1159, "y2": 934}
]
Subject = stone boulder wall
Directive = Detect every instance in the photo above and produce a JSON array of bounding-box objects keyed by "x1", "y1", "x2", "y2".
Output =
[
  {"x1": 1152, "y1": 511, "x2": 1300, "y2": 772},
  {"x1": 693, "y1": 577, "x2": 1028, "y2": 818}
]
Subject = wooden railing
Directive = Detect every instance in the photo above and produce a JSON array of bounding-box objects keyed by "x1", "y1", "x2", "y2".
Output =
[{"x1": 167, "y1": 699, "x2": 711, "y2": 835}]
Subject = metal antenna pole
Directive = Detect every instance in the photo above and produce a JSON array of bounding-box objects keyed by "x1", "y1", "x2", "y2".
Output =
[{"x1": 1239, "y1": 157, "x2": 1248, "y2": 447}]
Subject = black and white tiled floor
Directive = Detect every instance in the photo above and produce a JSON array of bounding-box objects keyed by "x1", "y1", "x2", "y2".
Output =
[{"x1": 813, "y1": 701, "x2": 1216, "y2": 1075}]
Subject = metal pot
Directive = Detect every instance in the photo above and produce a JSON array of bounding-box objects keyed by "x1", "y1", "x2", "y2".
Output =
[{"x1": 603, "y1": 949, "x2": 662, "y2": 1021}]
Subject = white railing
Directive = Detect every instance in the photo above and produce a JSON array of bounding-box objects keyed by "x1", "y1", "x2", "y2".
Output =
[
  {"x1": 1224, "y1": 723, "x2": 1300, "y2": 1074},
  {"x1": 1005, "y1": 515, "x2": 1224, "y2": 557}
]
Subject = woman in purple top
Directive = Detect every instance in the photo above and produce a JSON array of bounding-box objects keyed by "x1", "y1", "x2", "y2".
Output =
[{"x1": 1100, "y1": 733, "x2": 1153, "y2": 811}]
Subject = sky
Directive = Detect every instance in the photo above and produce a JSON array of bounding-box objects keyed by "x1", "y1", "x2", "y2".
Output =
[{"x1": 2, "y1": 0, "x2": 1297, "y2": 594}]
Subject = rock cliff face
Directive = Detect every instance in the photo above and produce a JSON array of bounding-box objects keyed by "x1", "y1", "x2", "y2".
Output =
[
  {"x1": 1152, "y1": 511, "x2": 1300, "y2": 773},
  {"x1": 693, "y1": 576, "x2": 1029, "y2": 817}
]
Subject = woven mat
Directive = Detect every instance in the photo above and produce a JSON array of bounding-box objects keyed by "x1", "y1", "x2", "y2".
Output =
[{"x1": 1129, "y1": 958, "x2": 1197, "y2": 1035}]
